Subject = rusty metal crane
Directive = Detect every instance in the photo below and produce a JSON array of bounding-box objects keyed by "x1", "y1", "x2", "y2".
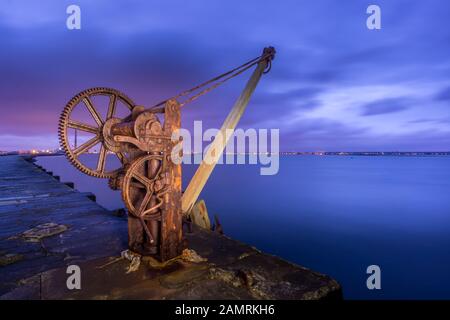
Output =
[{"x1": 58, "y1": 47, "x2": 275, "y2": 261}]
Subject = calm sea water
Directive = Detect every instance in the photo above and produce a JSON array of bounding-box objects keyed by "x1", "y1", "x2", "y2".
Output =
[{"x1": 37, "y1": 155, "x2": 450, "y2": 299}]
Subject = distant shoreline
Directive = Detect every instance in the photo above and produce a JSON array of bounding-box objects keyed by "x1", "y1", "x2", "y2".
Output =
[
  {"x1": 278, "y1": 151, "x2": 450, "y2": 156},
  {"x1": 1, "y1": 151, "x2": 449, "y2": 157}
]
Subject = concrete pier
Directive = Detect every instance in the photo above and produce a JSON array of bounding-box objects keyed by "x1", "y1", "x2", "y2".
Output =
[{"x1": 0, "y1": 155, "x2": 341, "y2": 300}]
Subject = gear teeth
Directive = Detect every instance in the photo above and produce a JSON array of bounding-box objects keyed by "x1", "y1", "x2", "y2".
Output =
[
  {"x1": 121, "y1": 154, "x2": 164, "y2": 215},
  {"x1": 58, "y1": 87, "x2": 135, "y2": 179}
]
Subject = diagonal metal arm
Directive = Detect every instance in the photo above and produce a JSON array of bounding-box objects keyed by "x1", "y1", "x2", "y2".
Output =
[{"x1": 181, "y1": 49, "x2": 274, "y2": 214}]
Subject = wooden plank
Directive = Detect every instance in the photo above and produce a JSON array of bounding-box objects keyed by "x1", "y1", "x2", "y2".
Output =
[
  {"x1": 181, "y1": 57, "x2": 269, "y2": 213},
  {"x1": 160, "y1": 100, "x2": 183, "y2": 261}
]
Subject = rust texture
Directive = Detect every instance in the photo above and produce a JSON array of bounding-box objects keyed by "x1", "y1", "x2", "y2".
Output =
[
  {"x1": 160, "y1": 99, "x2": 184, "y2": 260},
  {"x1": 58, "y1": 48, "x2": 276, "y2": 262},
  {"x1": 59, "y1": 92, "x2": 183, "y2": 261}
]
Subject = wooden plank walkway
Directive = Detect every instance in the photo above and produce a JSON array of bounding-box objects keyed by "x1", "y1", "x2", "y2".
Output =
[{"x1": 0, "y1": 155, "x2": 341, "y2": 300}]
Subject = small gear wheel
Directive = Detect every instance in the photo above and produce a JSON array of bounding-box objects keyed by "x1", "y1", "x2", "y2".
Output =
[
  {"x1": 58, "y1": 87, "x2": 135, "y2": 178},
  {"x1": 122, "y1": 154, "x2": 168, "y2": 218}
]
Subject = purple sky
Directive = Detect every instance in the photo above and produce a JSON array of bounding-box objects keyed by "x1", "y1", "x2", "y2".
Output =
[{"x1": 0, "y1": 0, "x2": 449, "y2": 151}]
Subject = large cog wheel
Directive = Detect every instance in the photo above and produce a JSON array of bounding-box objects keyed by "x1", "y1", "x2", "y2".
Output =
[{"x1": 58, "y1": 87, "x2": 135, "y2": 178}]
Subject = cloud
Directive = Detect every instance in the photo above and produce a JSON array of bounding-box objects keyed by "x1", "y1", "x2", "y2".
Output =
[
  {"x1": 360, "y1": 98, "x2": 411, "y2": 116},
  {"x1": 1, "y1": 0, "x2": 450, "y2": 151},
  {"x1": 251, "y1": 86, "x2": 323, "y2": 103},
  {"x1": 281, "y1": 121, "x2": 450, "y2": 152},
  {"x1": 435, "y1": 87, "x2": 450, "y2": 102},
  {"x1": 408, "y1": 117, "x2": 450, "y2": 125}
]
